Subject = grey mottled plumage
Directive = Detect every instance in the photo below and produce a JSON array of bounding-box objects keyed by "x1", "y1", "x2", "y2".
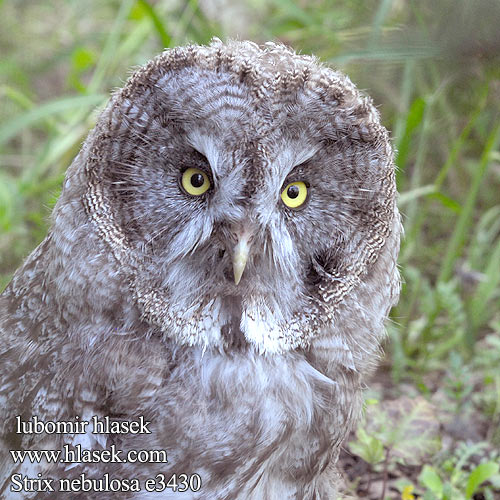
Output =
[{"x1": 0, "y1": 40, "x2": 401, "y2": 499}]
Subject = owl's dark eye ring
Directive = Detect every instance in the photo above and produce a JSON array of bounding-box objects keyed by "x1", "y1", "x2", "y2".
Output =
[{"x1": 180, "y1": 167, "x2": 211, "y2": 196}]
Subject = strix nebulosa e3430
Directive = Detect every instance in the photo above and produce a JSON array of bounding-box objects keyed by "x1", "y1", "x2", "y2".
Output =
[{"x1": 0, "y1": 39, "x2": 401, "y2": 499}]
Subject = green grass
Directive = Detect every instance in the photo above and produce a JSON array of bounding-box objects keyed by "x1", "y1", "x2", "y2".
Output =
[{"x1": 1, "y1": 1, "x2": 499, "y2": 498}]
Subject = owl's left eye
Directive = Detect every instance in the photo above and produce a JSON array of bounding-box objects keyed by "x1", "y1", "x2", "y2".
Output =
[
  {"x1": 281, "y1": 181, "x2": 308, "y2": 209},
  {"x1": 181, "y1": 167, "x2": 211, "y2": 196}
]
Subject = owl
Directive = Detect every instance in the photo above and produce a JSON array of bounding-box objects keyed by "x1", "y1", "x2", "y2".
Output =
[{"x1": 0, "y1": 40, "x2": 401, "y2": 499}]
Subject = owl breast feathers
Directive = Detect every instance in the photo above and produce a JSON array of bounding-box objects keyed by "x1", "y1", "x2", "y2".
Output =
[{"x1": 0, "y1": 39, "x2": 401, "y2": 499}]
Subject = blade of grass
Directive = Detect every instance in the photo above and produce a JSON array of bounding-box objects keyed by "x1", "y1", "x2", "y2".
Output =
[
  {"x1": 137, "y1": 0, "x2": 172, "y2": 48},
  {"x1": 400, "y1": 93, "x2": 437, "y2": 261},
  {"x1": 468, "y1": 237, "x2": 500, "y2": 338},
  {"x1": 402, "y1": 88, "x2": 487, "y2": 267},
  {"x1": 87, "y1": 0, "x2": 135, "y2": 95},
  {"x1": 469, "y1": 206, "x2": 500, "y2": 268},
  {"x1": 179, "y1": 0, "x2": 221, "y2": 44},
  {"x1": 2, "y1": 85, "x2": 60, "y2": 136},
  {"x1": 331, "y1": 44, "x2": 440, "y2": 65},
  {"x1": 66, "y1": 0, "x2": 139, "y2": 131},
  {"x1": 398, "y1": 185, "x2": 437, "y2": 205},
  {"x1": 20, "y1": 124, "x2": 92, "y2": 185},
  {"x1": 117, "y1": 17, "x2": 152, "y2": 62},
  {"x1": 269, "y1": 0, "x2": 315, "y2": 26},
  {"x1": 369, "y1": 0, "x2": 393, "y2": 45},
  {"x1": 434, "y1": 88, "x2": 488, "y2": 190},
  {"x1": 438, "y1": 122, "x2": 500, "y2": 284},
  {"x1": 395, "y1": 96, "x2": 426, "y2": 178},
  {"x1": 0, "y1": 94, "x2": 104, "y2": 147},
  {"x1": 393, "y1": 59, "x2": 415, "y2": 161}
]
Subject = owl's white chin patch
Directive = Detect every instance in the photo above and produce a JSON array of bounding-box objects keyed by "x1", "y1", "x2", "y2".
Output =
[
  {"x1": 241, "y1": 312, "x2": 274, "y2": 353},
  {"x1": 240, "y1": 308, "x2": 308, "y2": 354},
  {"x1": 165, "y1": 298, "x2": 226, "y2": 349}
]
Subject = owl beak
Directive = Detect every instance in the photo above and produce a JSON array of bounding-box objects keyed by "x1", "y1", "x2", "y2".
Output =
[{"x1": 232, "y1": 232, "x2": 251, "y2": 285}]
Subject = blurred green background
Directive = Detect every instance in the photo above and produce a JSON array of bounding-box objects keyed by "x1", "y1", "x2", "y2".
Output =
[{"x1": 1, "y1": 1, "x2": 499, "y2": 498}]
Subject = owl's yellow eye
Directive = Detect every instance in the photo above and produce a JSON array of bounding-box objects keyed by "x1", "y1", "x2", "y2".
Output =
[
  {"x1": 181, "y1": 167, "x2": 211, "y2": 196},
  {"x1": 281, "y1": 181, "x2": 308, "y2": 208}
]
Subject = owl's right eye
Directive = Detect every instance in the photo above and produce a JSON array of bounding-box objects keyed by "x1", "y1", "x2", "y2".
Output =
[{"x1": 181, "y1": 167, "x2": 211, "y2": 196}]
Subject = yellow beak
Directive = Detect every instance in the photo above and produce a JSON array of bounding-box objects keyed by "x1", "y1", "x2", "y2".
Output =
[{"x1": 232, "y1": 232, "x2": 251, "y2": 285}]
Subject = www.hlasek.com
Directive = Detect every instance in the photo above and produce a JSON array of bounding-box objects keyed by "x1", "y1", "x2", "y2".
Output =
[{"x1": 10, "y1": 445, "x2": 168, "y2": 465}]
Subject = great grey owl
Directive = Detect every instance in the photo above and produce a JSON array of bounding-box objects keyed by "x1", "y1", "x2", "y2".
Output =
[{"x1": 0, "y1": 39, "x2": 401, "y2": 499}]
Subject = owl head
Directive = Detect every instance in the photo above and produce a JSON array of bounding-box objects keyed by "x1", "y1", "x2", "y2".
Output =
[{"x1": 56, "y1": 39, "x2": 400, "y2": 356}]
